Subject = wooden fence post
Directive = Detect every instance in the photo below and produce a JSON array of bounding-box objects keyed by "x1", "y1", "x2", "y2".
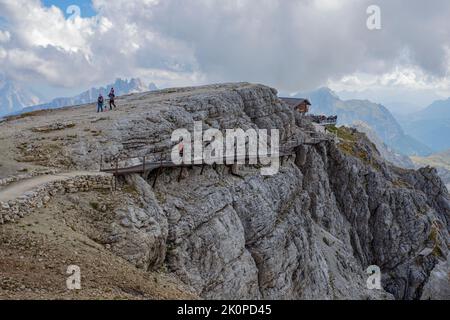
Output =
[
  {"x1": 153, "y1": 167, "x2": 161, "y2": 188},
  {"x1": 177, "y1": 167, "x2": 183, "y2": 182}
]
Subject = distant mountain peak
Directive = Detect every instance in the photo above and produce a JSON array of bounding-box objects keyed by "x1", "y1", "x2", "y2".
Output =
[
  {"x1": 103, "y1": 77, "x2": 151, "y2": 95},
  {"x1": 0, "y1": 74, "x2": 41, "y2": 117},
  {"x1": 302, "y1": 86, "x2": 432, "y2": 157},
  {"x1": 13, "y1": 78, "x2": 158, "y2": 116},
  {"x1": 315, "y1": 87, "x2": 339, "y2": 98},
  {"x1": 148, "y1": 82, "x2": 158, "y2": 91},
  {"x1": 399, "y1": 95, "x2": 450, "y2": 152}
]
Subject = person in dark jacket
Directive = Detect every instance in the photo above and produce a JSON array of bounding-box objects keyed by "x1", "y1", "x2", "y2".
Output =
[
  {"x1": 108, "y1": 87, "x2": 116, "y2": 110},
  {"x1": 97, "y1": 94, "x2": 104, "y2": 113}
]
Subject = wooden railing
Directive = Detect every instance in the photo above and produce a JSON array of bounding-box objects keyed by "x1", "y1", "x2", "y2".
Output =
[{"x1": 99, "y1": 130, "x2": 334, "y2": 180}]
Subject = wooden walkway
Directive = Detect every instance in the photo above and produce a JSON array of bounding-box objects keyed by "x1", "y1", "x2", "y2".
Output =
[{"x1": 100, "y1": 132, "x2": 332, "y2": 177}]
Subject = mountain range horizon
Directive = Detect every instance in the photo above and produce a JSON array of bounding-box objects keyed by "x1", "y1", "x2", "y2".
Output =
[
  {"x1": 1, "y1": 70, "x2": 447, "y2": 117},
  {"x1": 0, "y1": 76, "x2": 158, "y2": 117},
  {"x1": 2, "y1": 75, "x2": 450, "y2": 157}
]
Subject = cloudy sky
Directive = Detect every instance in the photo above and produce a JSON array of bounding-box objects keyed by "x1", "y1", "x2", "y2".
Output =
[{"x1": 0, "y1": 0, "x2": 449, "y2": 107}]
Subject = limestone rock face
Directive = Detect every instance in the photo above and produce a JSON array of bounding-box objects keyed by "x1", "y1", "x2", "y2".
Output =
[
  {"x1": 108, "y1": 174, "x2": 168, "y2": 270},
  {"x1": 421, "y1": 254, "x2": 450, "y2": 299},
  {"x1": 5, "y1": 83, "x2": 449, "y2": 299},
  {"x1": 90, "y1": 83, "x2": 447, "y2": 299}
]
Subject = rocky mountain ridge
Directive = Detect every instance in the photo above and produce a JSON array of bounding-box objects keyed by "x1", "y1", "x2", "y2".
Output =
[
  {"x1": 412, "y1": 150, "x2": 450, "y2": 190},
  {"x1": 399, "y1": 98, "x2": 450, "y2": 152},
  {"x1": 351, "y1": 121, "x2": 415, "y2": 169},
  {"x1": 0, "y1": 83, "x2": 449, "y2": 299},
  {"x1": 0, "y1": 74, "x2": 41, "y2": 117},
  {"x1": 299, "y1": 88, "x2": 432, "y2": 157},
  {"x1": 6, "y1": 78, "x2": 158, "y2": 116}
]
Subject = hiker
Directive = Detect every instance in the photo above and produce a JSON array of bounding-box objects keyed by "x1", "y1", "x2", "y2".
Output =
[
  {"x1": 108, "y1": 87, "x2": 116, "y2": 110},
  {"x1": 97, "y1": 93, "x2": 104, "y2": 113}
]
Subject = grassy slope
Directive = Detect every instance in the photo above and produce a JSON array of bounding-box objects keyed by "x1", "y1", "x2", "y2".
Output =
[{"x1": 411, "y1": 150, "x2": 450, "y2": 171}]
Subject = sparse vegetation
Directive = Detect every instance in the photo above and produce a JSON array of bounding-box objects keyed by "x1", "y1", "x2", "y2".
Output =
[
  {"x1": 31, "y1": 122, "x2": 76, "y2": 133},
  {"x1": 89, "y1": 201, "x2": 100, "y2": 211},
  {"x1": 154, "y1": 190, "x2": 167, "y2": 204},
  {"x1": 412, "y1": 150, "x2": 450, "y2": 171},
  {"x1": 326, "y1": 125, "x2": 357, "y2": 142},
  {"x1": 392, "y1": 179, "x2": 412, "y2": 189},
  {"x1": 122, "y1": 183, "x2": 139, "y2": 196},
  {"x1": 327, "y1": 125, "x2": 382, "y2": 171},
  {"x1": 5, "y1": 109, "x2": 50, "y2": 121},
  {"x1": 429, "y1": 223, "x2": 445, "y2": 258}
]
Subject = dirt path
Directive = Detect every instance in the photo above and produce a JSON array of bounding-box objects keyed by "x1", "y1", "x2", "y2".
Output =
[
  {"x1": 0, "y1": 190, "x2": 196, "y2": 300},
  {"x1": 0, "y1": 171, "x2": 109, "y2": 202}
]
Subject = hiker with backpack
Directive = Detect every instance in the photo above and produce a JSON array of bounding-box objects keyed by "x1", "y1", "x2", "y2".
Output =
[
  {"x1": 97, "y1": 93, "x2": 104, "y2": 113},
  {"x1": 108, "y1": 87, "x2": 116, "y2": 110}
]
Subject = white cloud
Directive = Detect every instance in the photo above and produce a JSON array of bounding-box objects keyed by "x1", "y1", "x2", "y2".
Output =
[
  {"x1": 1, "y1": 1, "x2": 94, "y2": 52},
  {"x1": 0, "y1": 47, "x2": 6, "y2": 59},
  {"x1": 0, "y1": 30, "x2": 10, "y2": 43},
  {"x1": 0, "y1": 0, "x2": 449, "y2": 97},
  {"x1": 329, "y1": 67, "x2": 450, "y2": 99},
  {"x1": 313, "y1": 0, "x2": 355, "y2": 11}
]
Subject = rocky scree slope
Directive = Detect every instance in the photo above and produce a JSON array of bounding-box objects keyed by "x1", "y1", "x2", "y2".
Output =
[{"x1": 1, "y1": 83, "x2": 449, "y2": 300}]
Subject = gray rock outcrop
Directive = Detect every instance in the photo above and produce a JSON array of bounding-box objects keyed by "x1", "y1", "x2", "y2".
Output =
[
  {"x1": 3, "y1": 83, "x2": 449, "y2": 299},
  {"x1": 92, "y1": 83, "x2": 448, "y2": 299}
]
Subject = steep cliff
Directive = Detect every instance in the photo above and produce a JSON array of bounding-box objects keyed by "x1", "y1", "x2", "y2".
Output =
[{"x1": 1, "y1": 83, "x2": 449, "y2": 299}]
